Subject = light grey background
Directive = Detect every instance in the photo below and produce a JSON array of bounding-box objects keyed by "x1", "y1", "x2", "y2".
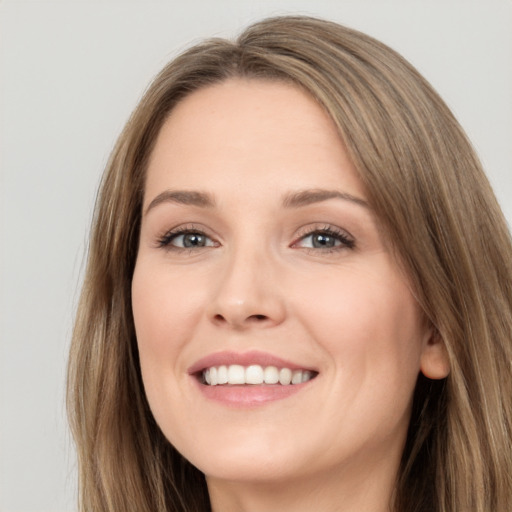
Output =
[{"x1": 1, "y1": 1, "x2": 511, "y2": 511}]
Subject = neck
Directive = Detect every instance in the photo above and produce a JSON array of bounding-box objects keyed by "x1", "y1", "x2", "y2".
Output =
[{"x1": 206, "y1": 456, "x2": 398, "y2": 512}]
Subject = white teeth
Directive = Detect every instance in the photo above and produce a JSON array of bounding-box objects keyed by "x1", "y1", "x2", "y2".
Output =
[
  {"x1": 264, "y1": 366, "x2": 279, "y2": 384},
  {"x1": 279, "y1": 368, "x2": 292, "y2": 385},
  {"x1": 227, "y1": 364, "x2": 245, "y2": 384},
  {"x1": 245, "y1": 365, "x2": 264, "y2": 384},
  {"x1": 291, "y1": 370, "x2": 303, "y2": 384},
  {"x1": 302, "y1": 370, "x2": 313, "y2": 383},
  {"x1": 202, "y1": 364, "x2": 316, "y2": 386},
  {"x1": 217, "y1": 365, "x2": 228, "y2": 384},
  {"x1": 209, "y1": 366, "x2": 218, "y2": 386}
]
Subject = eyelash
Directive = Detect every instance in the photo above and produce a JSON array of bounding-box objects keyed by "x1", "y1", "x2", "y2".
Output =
[
  {"x1": 292, "y1": 225, "x2": 355, "y2": 253},
  {"x1": 156, "y1": 224, "x2": 355, "y2": 253},
  {"x1": 157, "y1": 224, "x2": 214, "y2": 250}
]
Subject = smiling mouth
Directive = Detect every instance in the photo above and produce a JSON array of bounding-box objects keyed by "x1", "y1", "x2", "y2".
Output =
[{"x1": 201, "y1": 364, "x2": 318, "y2": 386}]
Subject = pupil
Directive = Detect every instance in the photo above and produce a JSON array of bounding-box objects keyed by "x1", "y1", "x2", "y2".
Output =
[
  {"x1": 183, "y1": 233, "x2": 205, "y2": 247},
  {"x1": 313, "y1": 233, "x2": 335, "y2": 248}
]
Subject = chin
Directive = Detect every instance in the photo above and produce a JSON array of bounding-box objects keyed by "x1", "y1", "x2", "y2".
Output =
[{"x1": 171, "y1": 425, "x2": 313, "y2": 483}]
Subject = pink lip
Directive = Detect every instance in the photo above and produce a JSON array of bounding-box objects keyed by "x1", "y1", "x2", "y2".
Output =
[
  {"x1": 188, "y1": 350, "x2": 318, "y2": 408},
  {"x1": 187, "y1": 350, "x2": 316, "y2": 374},
  {"x1": 195, "y1": 381, "x2": 311, "y2": 407}
]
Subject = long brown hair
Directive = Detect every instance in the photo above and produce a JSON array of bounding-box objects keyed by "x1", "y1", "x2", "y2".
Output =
[{"x1": 67, "y1": 16, "x2": 512, "y2": 511}]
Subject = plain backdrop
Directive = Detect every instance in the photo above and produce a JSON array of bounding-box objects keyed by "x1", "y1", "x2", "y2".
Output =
[{"x1": 1, "y1": 1, "x2": 511, "y2": 511}]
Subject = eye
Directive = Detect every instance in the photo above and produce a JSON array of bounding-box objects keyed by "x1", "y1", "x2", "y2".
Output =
[
  {"x1": 158, "y1": 228, "x2": 217, "y2": 250},
  {"x1": 293, "y1": 226, "x2": 355, "y2": 251}
]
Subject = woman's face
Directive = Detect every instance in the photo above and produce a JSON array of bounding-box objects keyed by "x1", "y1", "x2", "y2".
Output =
[{"x1": 132, "y1": 79, "x2": 448, "y2": 488}]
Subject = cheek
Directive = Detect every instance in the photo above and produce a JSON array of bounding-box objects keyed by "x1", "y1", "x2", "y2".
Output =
[
  {"x1": 132, "y1": 263, "x2": 205, "y2": 356},
  {"x1": 297, "y1": 268, "x2": 425, "y2": 450},
  {"x1": 291, "y1": 265, "x2": 425, "y2": 383},
  {"x1": 131, "y1": 262, "x2": 212, "y2": 420},
  {"x1": 131, "y1": 262, "x2": 209, "y2": 436}
]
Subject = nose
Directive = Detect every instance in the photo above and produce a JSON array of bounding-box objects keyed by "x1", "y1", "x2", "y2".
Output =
[{"x1": 207, "y1": 245, "x2": 286, "y2": 330}]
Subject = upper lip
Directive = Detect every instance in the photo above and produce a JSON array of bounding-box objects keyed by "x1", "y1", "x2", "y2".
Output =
[{"x1": 187, "y1": 350, "x2": 318, "y2": 375}]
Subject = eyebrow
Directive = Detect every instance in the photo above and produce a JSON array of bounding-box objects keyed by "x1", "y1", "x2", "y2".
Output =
[
  {"x1": 144, "y1": 187, "x2": 369, "y2": 216},
  {"x1": 282, "y1": 189, "x2": 369, "y2": 209},
  {"x1": 144, "y1": 190, "x2": 216, "y2": 215}
]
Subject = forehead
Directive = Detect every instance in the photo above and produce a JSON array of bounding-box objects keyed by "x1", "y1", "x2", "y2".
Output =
[{"x1": 144, "y1": 78, "x2": 365, "y2": 203}]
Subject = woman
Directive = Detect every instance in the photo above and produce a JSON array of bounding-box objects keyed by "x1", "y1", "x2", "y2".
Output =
[{"x1": 67, "y1": 15, "x2": 512, "y2": 512}]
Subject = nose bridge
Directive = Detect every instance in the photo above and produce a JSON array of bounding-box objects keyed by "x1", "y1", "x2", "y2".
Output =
[{"x1": 208, "y1": 236, "x2": 285, "y2": 328}]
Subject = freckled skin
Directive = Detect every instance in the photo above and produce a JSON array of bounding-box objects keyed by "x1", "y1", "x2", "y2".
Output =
[{"x1": 131, "y1": 79, "x2": 449, "y2": 512}]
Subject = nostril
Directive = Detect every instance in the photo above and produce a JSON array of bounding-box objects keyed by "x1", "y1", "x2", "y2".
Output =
[
  {"x1": 211, "y1": 313, "x2": 268, "y2": 326},
  {"x1": 251, "y1": 314, "x2": 268, "y2": 321}
]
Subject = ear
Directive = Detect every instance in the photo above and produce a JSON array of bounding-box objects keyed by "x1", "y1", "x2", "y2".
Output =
[{"x1": 420, "y1": 329, "x2": 450, "y2": 380}]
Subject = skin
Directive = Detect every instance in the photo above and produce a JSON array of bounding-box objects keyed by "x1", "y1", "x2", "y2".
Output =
[{"x1": 131, "y1": 79, "x2": 449, "y2": 512}]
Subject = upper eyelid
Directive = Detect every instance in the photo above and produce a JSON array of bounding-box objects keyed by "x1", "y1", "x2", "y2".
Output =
[
  {"x1": 293, "y1": 223, "x2": 354, "y2": 240},
  {"x1": 161, "y1": 223, "x2": 213, "y2": 237},
  {"x1": 155, "y1": 222, "x2": 355, "y2": 247},
  {"x1": 290, "y1": 224, "x2": 356, "y2": 250},
  {"x1": 156, "y1": 224, "x2": 218, "y2": 247}
]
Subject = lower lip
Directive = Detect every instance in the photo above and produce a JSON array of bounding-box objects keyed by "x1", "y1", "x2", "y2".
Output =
[{"x1": 193, "y1": 378, "x2": 314, "y2": 407}]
